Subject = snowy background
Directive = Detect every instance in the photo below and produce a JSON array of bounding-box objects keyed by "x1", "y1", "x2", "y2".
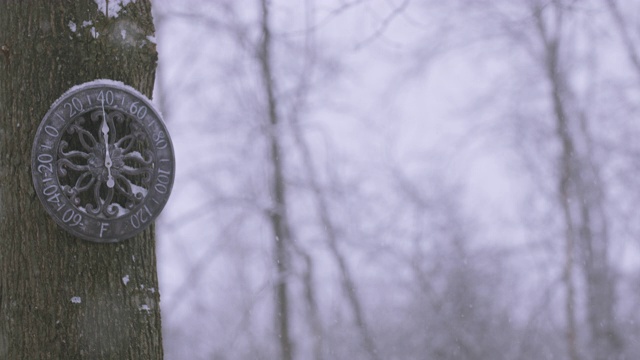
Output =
[{"x1": 150, "y1": 0, "x2": 640, "y2": 359}]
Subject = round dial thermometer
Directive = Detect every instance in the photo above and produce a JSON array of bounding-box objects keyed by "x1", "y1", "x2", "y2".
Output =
[{"x1": 31, "y1": 80, "x2": 175, "y2": 243}]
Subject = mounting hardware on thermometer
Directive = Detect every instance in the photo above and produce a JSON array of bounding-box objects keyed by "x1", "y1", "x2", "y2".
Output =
[{"x1": 31, "y1": 80, "x2": 175, "y2": 243}]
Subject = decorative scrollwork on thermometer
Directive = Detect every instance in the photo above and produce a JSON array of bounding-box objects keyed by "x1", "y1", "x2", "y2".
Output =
[{"x1": 31, "y1": 80, "x2": 175, "y2": 243}]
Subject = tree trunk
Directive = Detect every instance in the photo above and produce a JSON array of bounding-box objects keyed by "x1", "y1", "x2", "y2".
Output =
[
  {"x1": 533, "y1": 3, "x2": 621, "y2": 359},
  {"x1": 257, "y1": 1, "x2": 294, "y2": 359},
  {"x1": 531, "y1": 5, "x2": 580, "y2": 360},
  {"x1": 0, "y1": 1, "x2": 163, "y2": 359}
]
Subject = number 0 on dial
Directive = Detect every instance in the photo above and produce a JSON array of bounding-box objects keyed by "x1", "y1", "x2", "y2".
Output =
[{"x1": 31, "y1": 80, "x2": 175, "y2": 243}]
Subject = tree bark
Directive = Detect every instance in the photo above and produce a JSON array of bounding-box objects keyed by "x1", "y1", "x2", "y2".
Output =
[{"x1": 0, "y1": 1, "x2": 163, "y2": 359}]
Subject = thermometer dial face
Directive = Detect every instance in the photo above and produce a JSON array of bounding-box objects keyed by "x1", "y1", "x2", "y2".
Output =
[{"x1": 31, "y1": 80, "x2": 175, "y2": 243}]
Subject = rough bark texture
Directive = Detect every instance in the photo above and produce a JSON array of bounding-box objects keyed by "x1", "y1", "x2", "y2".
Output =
[{"x1": 0, "y1": 1, "x2": 163, "y2": 359}]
